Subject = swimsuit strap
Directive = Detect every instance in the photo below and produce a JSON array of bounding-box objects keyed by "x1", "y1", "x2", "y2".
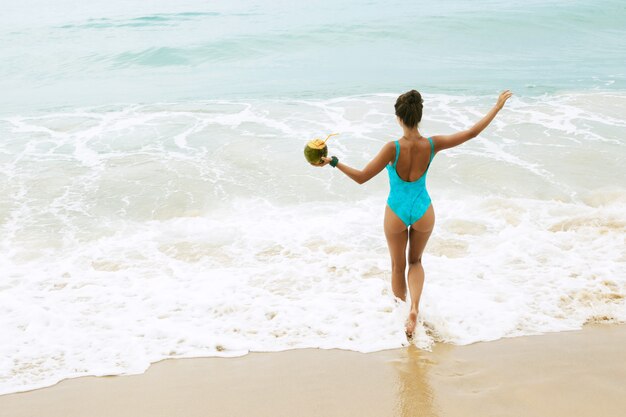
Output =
[
  {"x1": 427, "y1": 137, "x2": 435, "y2": 162},
  {"x1": 392, "y1": 140, "x2": 400, "y2": 166}
]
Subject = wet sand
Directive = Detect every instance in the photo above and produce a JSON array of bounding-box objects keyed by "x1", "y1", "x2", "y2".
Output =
[{"x1": 1, "y1": 323, "x2": 625, "y2": 417}]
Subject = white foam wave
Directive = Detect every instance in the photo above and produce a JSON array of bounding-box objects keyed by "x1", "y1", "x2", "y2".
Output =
[
  {"x1": 0, "y1": 193, "x2": 624, "y2": 395},
  {"x1": 1, "y1": 91, "x2": 625, "y2": 394}
]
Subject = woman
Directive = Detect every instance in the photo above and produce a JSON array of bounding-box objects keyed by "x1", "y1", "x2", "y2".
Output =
[{"x1": 312, "y1": 89, "x2": 513, "y2": 338}]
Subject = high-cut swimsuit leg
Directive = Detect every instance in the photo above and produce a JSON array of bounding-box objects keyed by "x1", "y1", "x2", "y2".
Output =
[{"x1": 385, "y1": 137, "x2": 435, "y2": 227}]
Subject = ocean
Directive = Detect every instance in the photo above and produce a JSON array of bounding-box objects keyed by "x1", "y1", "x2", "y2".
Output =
[{"x1": 0, "y1": 0, "x2": 624, "y2": 394}]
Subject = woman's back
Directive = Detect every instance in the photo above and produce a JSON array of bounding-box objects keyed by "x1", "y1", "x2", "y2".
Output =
[{"x1": 393, "y1": 137, "x2": 434, "y2": 182}]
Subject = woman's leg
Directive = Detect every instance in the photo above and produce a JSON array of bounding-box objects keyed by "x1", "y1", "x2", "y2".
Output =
[
  {"x1": 384, "y1": 205, "x2": 409, "y2": 301},
  {"x1": 405, "y1": 204, "x2": 435, "y2": 336}
]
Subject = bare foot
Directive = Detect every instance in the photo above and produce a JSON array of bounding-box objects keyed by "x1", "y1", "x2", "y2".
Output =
[{"x1": 405, "y1": 309, "x2": 418, "y2": 339}]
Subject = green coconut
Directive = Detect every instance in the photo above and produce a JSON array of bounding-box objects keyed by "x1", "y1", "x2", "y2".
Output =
[
  {"x1": 304, "y1": 133, "x2": 338, "y2": 165},
  {"x1": 304, "y1": 139, "x2": 328, "y2": 164}
]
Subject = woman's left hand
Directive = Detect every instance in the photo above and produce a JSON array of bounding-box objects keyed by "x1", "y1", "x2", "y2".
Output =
[{"x1": 311, "y1": 156, "x2": 331, "y2": 167}]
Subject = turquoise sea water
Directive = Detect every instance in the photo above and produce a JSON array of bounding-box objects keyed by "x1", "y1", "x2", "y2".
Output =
[
  {"x1": 1, "y1": 0, "x2": 625, "y2": 114},
  {"x1": 1, "y1": 0, "x2": 625, "y2": 395}
]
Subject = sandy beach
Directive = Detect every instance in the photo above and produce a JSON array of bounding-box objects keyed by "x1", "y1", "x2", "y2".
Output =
[{"x1": 1, "y1": 322, "x2": 624, "y2": 417}]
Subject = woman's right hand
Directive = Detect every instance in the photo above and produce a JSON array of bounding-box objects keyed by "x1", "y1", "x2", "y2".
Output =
[
  {"x1": 496, "y1": 90, "x2": 513, "y2": 110},
  {"x1": 310, "y1": 156, "x2": 331, "y2": 167}
]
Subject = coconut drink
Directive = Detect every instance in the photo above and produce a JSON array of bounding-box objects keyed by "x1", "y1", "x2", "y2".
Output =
[{"x1": 304, "y1": 133, "x2": 338, "y2": 165}]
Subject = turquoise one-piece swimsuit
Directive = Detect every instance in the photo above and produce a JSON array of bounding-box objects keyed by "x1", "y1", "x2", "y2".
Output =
[{"x1": 385, "y1": 137, "x2": 435, "y2": 227}]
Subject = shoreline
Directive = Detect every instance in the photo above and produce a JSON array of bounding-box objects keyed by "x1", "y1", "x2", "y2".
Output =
[{"x1": 1, "y1": 322, "x2": 625, "y2": 416}]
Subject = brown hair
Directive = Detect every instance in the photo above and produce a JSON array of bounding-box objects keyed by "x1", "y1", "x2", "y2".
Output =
[{"x1": 394, "y1": 90, "x2": 423, "y2": 129}]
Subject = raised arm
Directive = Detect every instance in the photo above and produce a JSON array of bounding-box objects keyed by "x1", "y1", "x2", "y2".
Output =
[
  {"x1": 311, "y1": 141, "x2": 395, "y2": 184},
  {"x1": 432, "y1": 90, "x2": 513, "y2": 152}
]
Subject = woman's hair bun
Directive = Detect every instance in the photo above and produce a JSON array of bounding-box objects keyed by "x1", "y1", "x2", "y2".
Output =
[
  {"x1": 406, "y1": 90, "x2": 422, "y2": 106},
  {"x1": 395, "y1": 89, "x2": 424, "y2": 129}
]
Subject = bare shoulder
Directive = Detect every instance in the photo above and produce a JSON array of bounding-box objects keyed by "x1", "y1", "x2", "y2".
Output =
[
  {"x1": 380, "y1": 140, "x2": 396, "y2": 152},
  {"x1": 377, "y1": 140, "x2": 396, "y2": 163},
  {"x1": 429, "y1": 135, "x2": 441, "y2": 153}
]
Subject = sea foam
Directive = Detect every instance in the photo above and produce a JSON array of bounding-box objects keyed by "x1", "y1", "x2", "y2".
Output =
[{"x1": 0, "y1": 92, "x2": 624, "y2": 394}]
